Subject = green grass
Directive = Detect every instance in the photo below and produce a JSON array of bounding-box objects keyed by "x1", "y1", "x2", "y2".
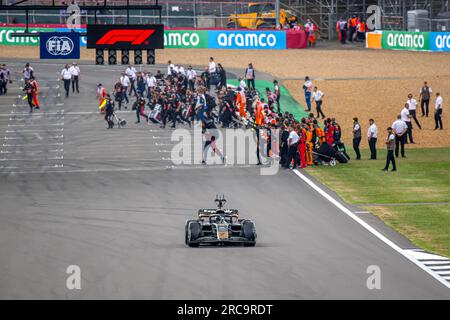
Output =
[
  {"x1": 367, "y1": 205, "x2": 450, "y2": 258},
  {"x1": 308, "y1": 148, "x2": 450, "y2": 204},
  {"x1": 227, "y1": 79, "x2": 308, "y2": 120},
  {"x1": 308, "y1": 147, "x2": 450, "y2": 257}
]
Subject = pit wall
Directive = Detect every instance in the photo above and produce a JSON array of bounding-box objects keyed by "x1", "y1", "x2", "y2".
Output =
[
  {"x1": 0, "y1": 25, "x2": 308, "y2": 50},
  {"x1": 366, "y1": 30, "x2": 450, "y2": 52}
]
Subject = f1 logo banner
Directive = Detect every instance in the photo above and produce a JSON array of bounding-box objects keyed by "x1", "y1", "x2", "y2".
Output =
[
  {"x1": 40, "y1": 32, "x2": 80, "y2": 59},
  {"x1": 87, "y1": 25, "x2": 164, "y2": 49}
]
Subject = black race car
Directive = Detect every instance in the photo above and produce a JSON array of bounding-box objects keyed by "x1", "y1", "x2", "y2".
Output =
[{"x1": 185, "y1": 196, "x2": 257, "y2": 247}]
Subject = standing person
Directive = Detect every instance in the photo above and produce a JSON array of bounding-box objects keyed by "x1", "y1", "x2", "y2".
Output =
[
  {"x1": 136, "y1": 72, "x2": 145, "y2": 97},
  {"x1": 303, "y1": 76, "x2": 312, "y2": 112},
  {"x1": 23, "y1": 79, "x2": 35, "y2": 113},
  {"x1": 120, "y1": 72, "x2": 130, "y2": 106},
  {"x1": 367, "y1": 118, "x2": 378, "y2": 160},
  {"x1": 401, "y1": 103, "x2": 414, "y2": 143},
  {"x1": 0, "y1": 64, "x2": 11, "y2": 95},
  {"x1": 113, "y1": 79, "x2": 124, "y2": 110},
  {"x1": 186, "y1": 65, "x2": 197, "y2": 91},
  {"x1": 339, "y1": 17, "x2": 347, "y2": 44},
  {"x1": 313, "y1": 86, "x2": 325, "y2": 119},
  {"x1": 217, "y1": 64, "x2": 227, "y2": 90},
  {"x1": 29, "y1": 76, "x2": 40, "y2": 110},
  {"x1": 392, "y1": 114, "x2": 407, "y2": 158},
  {"x1": 23, "y1": 62, "x2": 34, "y2": 81},
  {"x1": 356, "y1": 18, "x2": 366, "y2": 42},
  {"x1": 60, "y1": 64, "x2": 72, "y2": 98},
  {"x1": 69, "y1": 62, "x2": 80, "y2": 94},
  {"x1": 280, "y1": 124, "x2": 290, "y2": 167},
  {"x1": 349, "y1": 15, "x2": 357, "y2": 42},
  {"x1": 96, "y1": 83, "x2": 107, "y2": 112},
  {"x1": 273, "y1": 80, "x2": 281, "y2": 114},
  {"x1": 126, "y1": 64, "x2": 137, "y2": 96},
  {"x1": 245, "y1": 63, "x2": 255, "y2": 90},
  {"x1": 208, "y1": 57, "x2": 216, "y2": 74},
  {"x1": 284, "y1": 126, "x2": 299, "y2": 169},
  {"x1": 146, "y1": 72, "x2": 157, "y2": 100},
  {"x1": 134, "y1": 95, "x2": 148, "y2": 124},
  {"x1": 382, "y1": 127, "x2": 397, "y2": 172},
  {"x1": 104, "y1": 94, "x2": 115, "y2": 129},
  {"x1": 419, "y1": 81, "x2": 432, "y2": 117},
  {"x1": 407, "y1": 93, "x2": 421, "y2": 129},
  {"x1": 352, "y1": 117, "x2": 361, "y2": 160},
  {"x1": 167, "y1": 60, "x2": 175, "y2": 77},
  {"x1": 434, "y1": 92, "x2": 443, "y2": 130}
]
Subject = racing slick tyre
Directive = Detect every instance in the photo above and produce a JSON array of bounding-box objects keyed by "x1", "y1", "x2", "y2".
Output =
[
  {"x1": 227, "y1": 22, "x2": 238, "y2": 29},
  {"x1": 242, "y1": 220, "x2": 256, "y2": 247},
  {"x1": 186, "y1": 220, "x2": 201, "y2": 247}
]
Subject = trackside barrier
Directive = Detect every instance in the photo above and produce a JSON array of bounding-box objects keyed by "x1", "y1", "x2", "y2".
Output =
[
  {"x1": 366, "y1": 30, "x2": 450, "y2": 52},
  {"x1": 0, "y1": 25, "x2": 308, "y2": 50}
]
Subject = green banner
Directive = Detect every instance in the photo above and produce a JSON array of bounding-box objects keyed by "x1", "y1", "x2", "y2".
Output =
[
  {"x1": 163, "y1": 30, "x2": 208, "y2": 48},
  {"x1": 382, "y1": 31, "x2": 429, "y2": 51},
  {"x1": 0, "y1": 27, "x2": 56, "y2": 46}
]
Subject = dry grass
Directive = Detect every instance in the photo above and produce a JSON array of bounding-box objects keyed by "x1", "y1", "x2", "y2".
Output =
[{"x1": 284, "y1": 78, "x2": 450, "y2": 148}]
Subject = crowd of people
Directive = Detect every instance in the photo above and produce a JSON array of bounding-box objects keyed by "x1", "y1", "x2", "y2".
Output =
[
  {"x1": 337, "y1": 15, "x2": 367, "y2": 44},
  {"x1": 97, "y1": 58, "x2": 351, "y2": 169}
]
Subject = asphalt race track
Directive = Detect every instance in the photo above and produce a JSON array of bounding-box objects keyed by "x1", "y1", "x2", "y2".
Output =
[{"x1": 0, "y1": 61, "x2": 448, "y2": 299}]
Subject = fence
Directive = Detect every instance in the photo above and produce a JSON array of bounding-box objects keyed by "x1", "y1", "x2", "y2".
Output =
[{"x1": 0, "y1": 1, "x2": 307, "y2": 29}]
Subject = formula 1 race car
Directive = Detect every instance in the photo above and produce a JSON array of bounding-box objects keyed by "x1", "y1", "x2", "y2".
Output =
[{"x1": 185, "y1": 196, "x2": 257, "y2": 247}]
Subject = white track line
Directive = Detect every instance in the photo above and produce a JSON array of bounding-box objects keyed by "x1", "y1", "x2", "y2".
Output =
[{"x1": 292, "y1": 169, "x2": 450, "y2": 289}]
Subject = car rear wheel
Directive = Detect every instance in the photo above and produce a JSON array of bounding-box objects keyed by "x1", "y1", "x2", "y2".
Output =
[{"x1": 227, "y1": 22, "x2": 238, "y2": 29}]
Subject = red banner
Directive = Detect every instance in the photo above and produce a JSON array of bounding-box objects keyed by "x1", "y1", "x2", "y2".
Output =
[{"x1": 286, "y1": 30, "x2": 308, "y2": 49}]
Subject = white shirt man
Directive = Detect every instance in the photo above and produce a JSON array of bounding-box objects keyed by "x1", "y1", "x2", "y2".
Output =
[
  {"x1": 407, "y1": 97, "x2": 417, "y2": 111},
  {"x1": 401, "y1": 106, "x2": 411, "y2": 122},
  {"x1": 288, "y1": 129, "x2": 299, "y2": 146},
  {"x1": 304, "y1": 79, "x2": 312, "y2": 92},
  {"x1": 367, "y1": 123, "x2": 378, "y2": 139},
  {"x1": 61, "y1": 67, "x2": 72, "y2": 80},
  {"x1": 435, "y1": 93, "x2": 443, "y2": 130},
  {"x1": 120, "y1": 74, "x2": 130, "y2": 88},
  {"x1": 61, "y1": 65, "x2": 72, "y2": 98},
  {"x1": 208, "y1": 60, "x2": 216, "y2": 74},
  {"x1": 313, "y1": 89, "x2": 324, "y2": 102},
  {"x1": 178, "y1": 65, "x2": 185, "y2": 76},
  {"x1": 392, "y1": 118, "x2": 407, "y2": 136},
  {"x1": 167, "y1": 62, "x2": 175, "y2": 76},
  {"x1": 69, "y1": 64, "x2": 80, "y2": 77},
  {"x1": 435, "y1": 94, "x2": 443, "y2": 110},
  {"x1": 125, "y1": 65, "x2": 137, "y2": 81},
  {"x1": 146, "y1": 74, "x2": 157, "y2": 89},
  {"x1": 23, "y1": 65, "x2": 34, "y2": 80},
  {"x1": 186, "y1": 68, "x2": 197, "y2": 81}
]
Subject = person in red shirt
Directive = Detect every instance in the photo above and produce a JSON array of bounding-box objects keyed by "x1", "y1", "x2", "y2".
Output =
[
  {"x1": 298, "y1": 120, "x2": 307, "y2": 168},
  {"x1": 325, "y1": 118, "x2": 335, "y2": 145}
]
